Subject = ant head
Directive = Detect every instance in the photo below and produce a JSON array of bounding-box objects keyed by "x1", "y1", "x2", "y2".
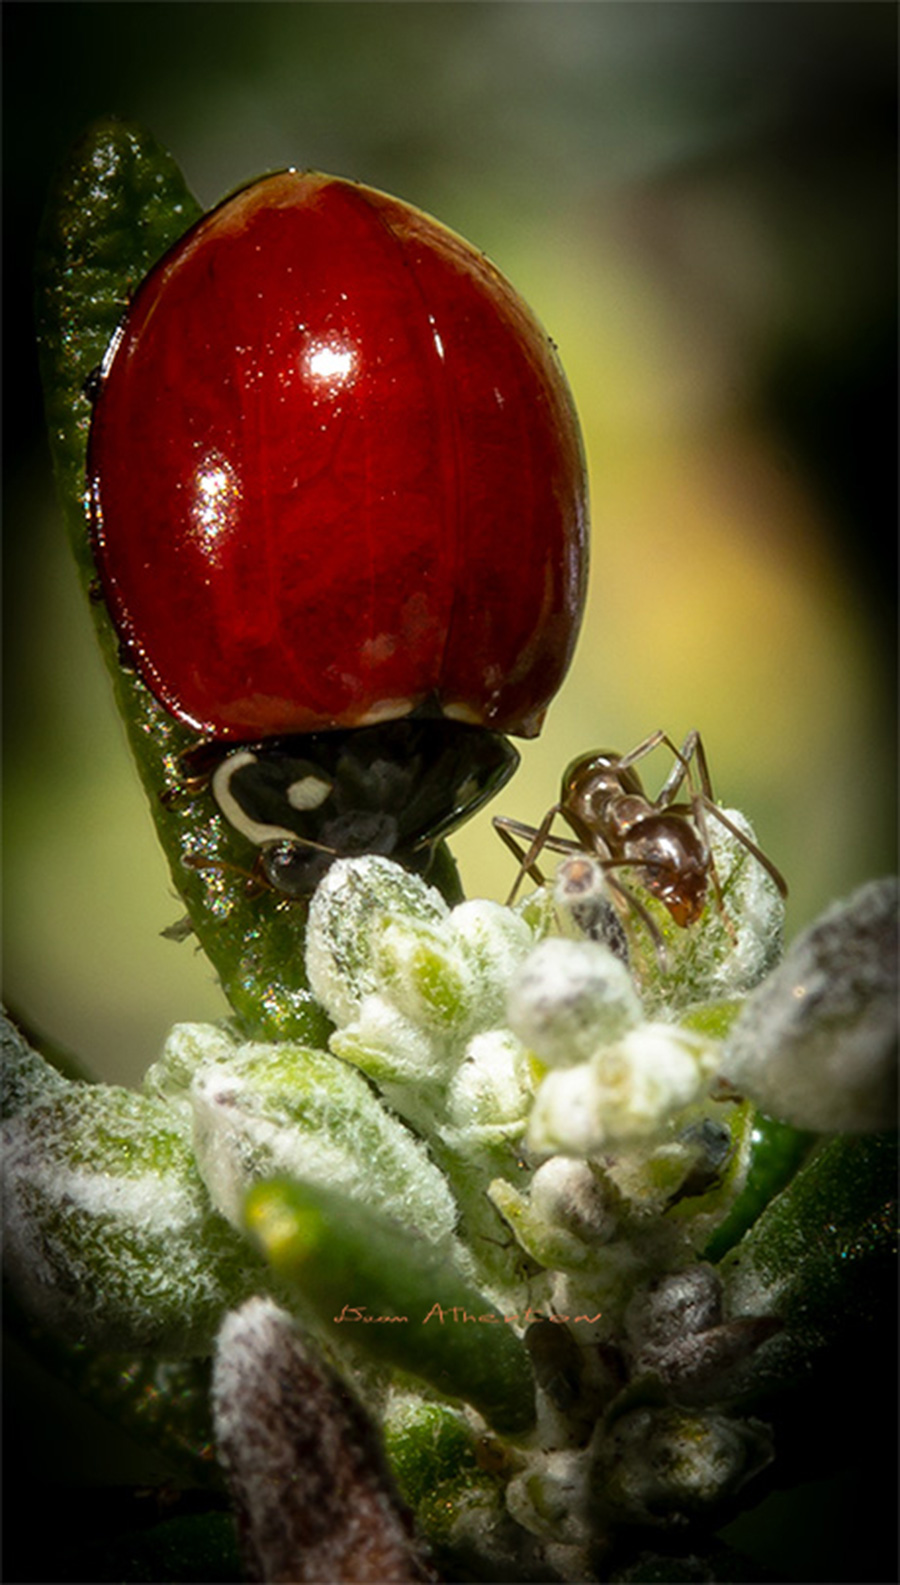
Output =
[{"x1": 625, "y1": 815, "x2": 708, "y2": 927}]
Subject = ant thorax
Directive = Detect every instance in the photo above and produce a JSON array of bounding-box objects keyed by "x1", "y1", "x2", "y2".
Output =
[{"x1": 603, "y1": 794, "x2": 652, "y2": 842}]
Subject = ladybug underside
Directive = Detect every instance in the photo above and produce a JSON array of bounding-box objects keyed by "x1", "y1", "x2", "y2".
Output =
[{"x1": 203, "y1": 714, "x2": 519, "y2": 896}]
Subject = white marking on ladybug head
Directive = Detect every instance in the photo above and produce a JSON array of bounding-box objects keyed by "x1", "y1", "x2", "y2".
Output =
[
  {"x1": 211, "y1": 751, "x2": 300, "y2": 848},
  {"x1": 287, "y1": 775, "x2": 332, "y2": 812}
]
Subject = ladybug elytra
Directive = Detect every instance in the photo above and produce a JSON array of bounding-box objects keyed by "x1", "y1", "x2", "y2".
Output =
[{"x1": 88, "y1": 171, "x2": 588, "y2": 892}]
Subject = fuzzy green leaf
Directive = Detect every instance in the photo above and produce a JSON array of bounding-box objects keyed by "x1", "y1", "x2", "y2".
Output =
[{"x1": 246, "y1": 1176, "x2": 537, "y2": 1434}]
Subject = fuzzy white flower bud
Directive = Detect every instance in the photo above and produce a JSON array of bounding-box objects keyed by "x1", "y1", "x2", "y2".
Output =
[
  {"x1": 445, "y1": 1030, "x2": 532, "y2": 1140},
  {"x1": 528, "y1": 1024, "x2": 717, "y2": 1156},
  {"x1": 189, "y1": 1038, "x2": 458, "y2": 1243},
  {"x1": 508, "y1": 939, "x2": 643, "y2": 1068},
  {"x1": 720, "y1": 877, "x2": 898, "y2": 1132},
  {"x1": 306, "y1": 855, "x2": 448, "y2": 1027},
  {"x1": 505, "y1": 1449, "x2": 589, "y2": 1542},
  {"x1": 593, "y1": 1405, "x2": 773, "y2": 1526},
  {"x1": 143, "y1": 1021, "x2": 237, "y2": 1103},
  {"x1": 529, "y1": 1157, "x2": 618, "y2": 1243}
]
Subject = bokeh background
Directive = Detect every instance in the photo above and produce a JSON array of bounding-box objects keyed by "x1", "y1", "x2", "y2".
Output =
[{"x1": 4, "y1": 2, "x2": 897, "y2": 1092}]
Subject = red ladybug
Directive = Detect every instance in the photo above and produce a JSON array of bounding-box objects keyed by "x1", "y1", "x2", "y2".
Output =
[{"x1": 88, "y1": 171, "x2": 588, "y2": 893}]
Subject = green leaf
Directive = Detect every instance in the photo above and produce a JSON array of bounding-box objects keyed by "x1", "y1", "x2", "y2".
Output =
[
  {"x1": 719, "y1": 1131, "x2": 898, "y2": 1397},
  {"x1": 246, "y1": 1176, "x2": 537, "y2": 1434},
  {"x1": 703, "y1": 1111, "x2": 815, "y2": 1263}
]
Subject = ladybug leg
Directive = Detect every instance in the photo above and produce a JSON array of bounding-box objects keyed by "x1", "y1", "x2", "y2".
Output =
[
  {"x1": 160, "y1": 740, "x2": 229, "y2": 809},
  {"x1": 182, "y1": 850, "x2": 271, "y2": 897}
]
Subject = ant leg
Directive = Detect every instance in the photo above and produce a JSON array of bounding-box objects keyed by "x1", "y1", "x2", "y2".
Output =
[
  {"x1": 651, "y1": 728, "x2": 706, "y2": 809},
  {"x1": 685, "y1": 792, "x2": 730, "y2": 927},
  {"x1": 494, "y1": 808, "x2": 562, "y2": 904},
  {"x1": 695, "y1": 797, "x2": 788, "y2": 898},
  {"x1": 614, "y1": 728, "x2": 702, "y2": 811},
  {"x1": 494, "y1": 810, "x2": 598, "y2": 906},
  {"x1": 614, "y1": 728, "x2": 671, "y2": 775},
  {"x1": 494, "y1": 818, "x2": 546, "y2": 899},
  {"x1": 662, "y1": 729, "x2": 787, "y2": 904},
  {"x1": 642, "y1": 729, "x2": 738, "y2": 932},
  {"x1": 673, "y1": 731, "x2": 787, "y2": 899},
  {"x1": 598, "y1": 864, "x2": 669, "y2": 969},
  {"x1": 684, "y1": 729, "x2": 715, "y2": 800}
]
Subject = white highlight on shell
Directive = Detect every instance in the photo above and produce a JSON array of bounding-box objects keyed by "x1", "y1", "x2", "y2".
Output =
[
  {"x1": 190, "y1": 453, "x2": 242, "y2": 561},
  {"x1": 303, "y1": 336, "x2": 359, "y2": 387}
]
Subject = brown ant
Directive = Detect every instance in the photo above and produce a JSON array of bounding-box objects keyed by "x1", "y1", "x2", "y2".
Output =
[{"x1": 493, "y1": 729, "x2": 787, "y2": 946}]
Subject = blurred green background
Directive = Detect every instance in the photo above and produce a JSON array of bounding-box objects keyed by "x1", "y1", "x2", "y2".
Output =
[{"x1": 4, "y1": 2, "x2": 897, "y2": 1087}]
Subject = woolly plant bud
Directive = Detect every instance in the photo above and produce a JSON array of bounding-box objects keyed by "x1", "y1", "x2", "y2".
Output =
[
  {"x1": 306, "y1": 855, "x2": 449, "y2": 1027},
  {"x1": 528, "y1": 1025, "x2": 718, "y2": 1156},
  {"x1": 449, "y1": 899, "x2": 537, "y2": 1026},
  {"x1": 488, "y1": 1159, "x2": 620, "y2": 1272},
  {"x1": 1, "y1": 1012, "x2": 71, "y2": 1119},
  {"x1": 592, "y1": 1405, "x2": 773, "y2": 1527},
  {"x1": 635, "y1": 811, "x2": 786, "y2": 1015},
  {"x1": 444, "y1": 1030, "x2": 533, "y2": 1143},
  {"x1": 142, "y1": 1020, "x2": 237, "y2": 1104},
  {"x1": 508, "y1": 939, "x2": 643, "y2": 1069},
  {"x1": 213, "y1": 1298, "x2": 436, "y2": 1584},
  {"x1": 505, "y1": 1449, "x2": 589, "y2": 1543},
  {"x1": 530, "y1": 1157, "x2": 620, "y2": 1242},
  {"x1": 331, "y1": 997, "x2": 445, "y2": 1086},
  {"x1": 372, "y1": 916, "x2": 474, "y2": 1034},
  {"x1": 720, "y1": 877, "x2": 898, "y2": 1132},
  {"x1": 189, "y1": 1036, "x2": 458, "y2": 1244}
]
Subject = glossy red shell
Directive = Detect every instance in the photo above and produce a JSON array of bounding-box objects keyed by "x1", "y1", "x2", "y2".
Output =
[{"x1": 88, "y1": 171, "x2": 588, "y2": 740}]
